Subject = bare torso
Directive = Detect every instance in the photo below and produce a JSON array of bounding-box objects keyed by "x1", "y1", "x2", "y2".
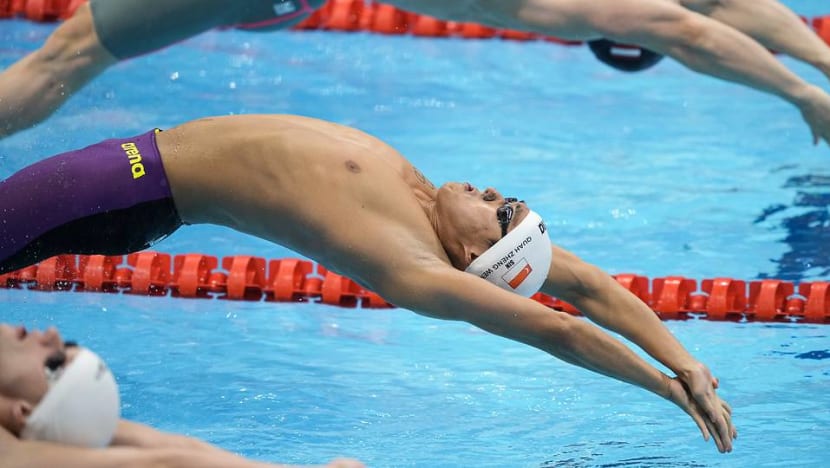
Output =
[{"x1": 156, "y1": 114, "x2": 451, "y2": 292}]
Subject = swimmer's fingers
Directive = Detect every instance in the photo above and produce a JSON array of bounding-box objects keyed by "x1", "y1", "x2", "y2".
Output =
[
  {"x1": 701, "y1": 411, "x2": 727, "y2": 453},
  {"x1": 683, "y1": 365, "x2": 728, "y2": 441},
  {"x1": 721, "y1": 399, "x2": 732, "y2": 416},
  {"x1": 722, "y1": 400, "x2": 738, "y2": 440},
  {"x1": 717, "y1": 405, "x2": 734, "y2": 452},
  {"x1": 797, "y1": 85, "x2": 830, "y2": 148},
  {"x1": 806, "y1": 118, "x2": 820, "y2": 145},
  {"x1": 665, "y1": 378, "x2": 711, "y2": 444},
  {"x1": 704, "y1": 396, "x2": 737, "y2": 453},
  {"x1": 689, "y1": 406, "x2": 711, "y2": 443},
  {"x1": 721, "y1": 402, "x2": 736, "y2": 450},
  {"x1": 701, "y1": 397, "x2": 732, "y2": 453},
  {"x1": 810, "y1": 125, "x2": 826, "y2": 147},
  {"x1": 669, "y1": 375, "x2": 734, "y2": 453}
]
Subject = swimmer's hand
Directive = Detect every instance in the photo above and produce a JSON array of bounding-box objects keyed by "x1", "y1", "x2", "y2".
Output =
[
  {"x1": 678, "y1": 362, "x2": 736, "y2": 448},
  {"x1": 795, "y1": 84, "x2": 830, "y2": 147},
  {"x1": 663, "y1": 374, "x2": 736, "y2": 453}
]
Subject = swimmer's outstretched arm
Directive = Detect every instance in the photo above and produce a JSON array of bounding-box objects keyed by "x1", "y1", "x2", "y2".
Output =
[
  {"x1": 111, "y1": 421, "x2": 365, "y2": 467},
  {"x1": 2, "y1": 439, "x2": 360, "y2": 468},
  {"x1": 0, "y1": 428, "x2": 363, "y2": 468},
  {"x1": 541, "y1": 246, "x2": 703, "y2": 377},
  {"x1": 386, "y1": 265, "x2": 735, "y2": 453},
  {"x1": 111, "y1": 420, "x2": 234, "y2": 452},
  {"x1": 539, "y1": 245, "x2": 737, "y2": 449}
]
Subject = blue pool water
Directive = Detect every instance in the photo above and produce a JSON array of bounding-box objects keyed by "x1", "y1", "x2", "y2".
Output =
[{"x1": 2, "y1": 3, "x2": 830, "y2": 466}]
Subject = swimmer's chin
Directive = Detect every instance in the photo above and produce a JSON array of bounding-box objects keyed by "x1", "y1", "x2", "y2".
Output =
[{"x1": 440, "y1": 182, "x2": 475, "y2": 193}]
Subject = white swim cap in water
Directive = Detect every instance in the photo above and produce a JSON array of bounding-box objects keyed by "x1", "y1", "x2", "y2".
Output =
[
  {"x1": 465, "y1": 210, "x2": 552, "y2": 297},
  {"x1": 21, "y1": 348, "x2": 120, "y2": 447}
]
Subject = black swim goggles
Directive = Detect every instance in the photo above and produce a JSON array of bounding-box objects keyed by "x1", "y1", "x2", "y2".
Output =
[
  {"x1": 497, "y1": 197, "x2": 519, "y2": 238},
  {"x1": 44, "y1": 341, "x2": 78, "y2": 373}
]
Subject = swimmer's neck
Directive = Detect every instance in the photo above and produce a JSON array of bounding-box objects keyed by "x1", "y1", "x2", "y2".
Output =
[
  {"x1": 0, "y1": 417, "x2": 19, "y2": 443},
  {"x1": 418, "y1": 196, "x2": 442, "y2": 238}
]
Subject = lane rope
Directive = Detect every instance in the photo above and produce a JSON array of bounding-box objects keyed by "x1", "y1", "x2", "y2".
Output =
[
  {"x1": 2, "y1": 252, "x2": 828, "y2": 323},
  {"x1": 3, "y1": 2, "x2": 829, "y2": 323}
]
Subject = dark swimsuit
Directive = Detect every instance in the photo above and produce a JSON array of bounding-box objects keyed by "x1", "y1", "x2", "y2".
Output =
[
  {"x1": 90, "y1": 0, "x2": 319, "y2": 59},
  {"x1": 0, "y1": 130, "x2": 181, "y2": 274}
]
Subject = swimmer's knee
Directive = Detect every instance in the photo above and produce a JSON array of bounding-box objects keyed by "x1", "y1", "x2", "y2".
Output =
[{"x1": 37, "y1": 2, "x2": 114, "y2": 70}]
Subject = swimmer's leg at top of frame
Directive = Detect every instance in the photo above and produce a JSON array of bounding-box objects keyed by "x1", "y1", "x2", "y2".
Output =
[
  {"x1": 0, "y1": 0, "x2": 324, "y2": 140},
  {"x1": 674, "y1": 0, "x2": 830, "y2": 81}
]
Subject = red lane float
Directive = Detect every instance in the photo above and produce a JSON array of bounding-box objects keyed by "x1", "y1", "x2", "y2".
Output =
[
  {"x1": 800, "y1": 282, "x2": 830, "y2": 322},
  {"x1": 700, "y1": 278, "x2": 746, "y2": 321},
  {"x1": 171, "y1": 254, "x2": 218, "y2": 298},
  {"x1": 2, "y1": 252, "x2": 829, "y2": 323},
  {"x1": 814, "y1": 16, "x2": 830, "y2": 45},
  {"x1": 323, "y1": 0, "x2": 363, "y2": 32},
  {"x1": 78, "y1": 254, "x2": 120, "y2": 292},
  {"x1": 411, "y1": 15, "x2": 447, "y2": 38},
  {"x1": 652, "y1": 276, "x2": 696, "y2": 320},
  {"x1": 370, "y1": 3, "x2": 411, "y2": 35}
]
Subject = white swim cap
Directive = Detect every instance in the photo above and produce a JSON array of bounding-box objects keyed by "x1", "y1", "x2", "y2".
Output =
[
  {"x1": 465, "y1": 210, "x2": 552, "y2": 297},
  {"x1": 21, "y1": 348, "x2": 120, "y2": 447}
]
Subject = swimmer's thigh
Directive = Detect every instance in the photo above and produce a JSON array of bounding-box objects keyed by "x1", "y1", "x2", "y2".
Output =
[{"x1": 89, "y1": 0, "x2": 283, "y2": 59}]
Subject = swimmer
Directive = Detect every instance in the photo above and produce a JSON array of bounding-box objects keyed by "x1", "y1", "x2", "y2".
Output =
[
  {"x1": 384, "y1": 0, "x2": 830, "y2": 146},
  {"x1": 0, "y1": 0, "x2": 326, "y2": 138},
  {"x1": 1, "y1": 0, "x2": 830, "y2": 147},
  {"x1": 0, "y1": 323, "x2": 364, "y2": 467},
  {"x1": 0, "y1": 114, "x2": 736, "y2": 452}
]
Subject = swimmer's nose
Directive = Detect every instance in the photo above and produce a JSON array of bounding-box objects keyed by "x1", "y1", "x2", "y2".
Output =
[
  {"x1": 40, "y1": 326, "x2": 63, "y2": 348},
  {"x1": 483, "y1": 187, "x2": 501, "y2": 201}
]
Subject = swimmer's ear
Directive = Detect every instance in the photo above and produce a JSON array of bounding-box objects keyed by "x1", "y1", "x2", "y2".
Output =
[
  {"x1": 462, "y1": 245, "x2": 477, "y2": 269},
  {"x1": 11, "y1": 399, "x2": 33, "y2": 433},
  {"x1": 1, "y1": 398, "x2": 32, "y2": 436},
  {"x1": 466, "y1": 239, "x2": 496, "y2": 267}
]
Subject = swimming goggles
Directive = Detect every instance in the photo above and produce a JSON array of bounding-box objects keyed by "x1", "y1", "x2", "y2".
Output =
[{"x1": 497, "y1": 197, "x2": 519, "y2": 238}]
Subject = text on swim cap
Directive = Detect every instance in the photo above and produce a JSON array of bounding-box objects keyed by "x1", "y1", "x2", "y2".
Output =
[
  {"x1": 478, "y1": 236, "x2": 533, "y2": 280},
  {"x1": 273, "y1": 0, "x2": 298, "y2": 15},
  {"x1": 121, "y1": 142, "x2": 146, "y2": 180}
]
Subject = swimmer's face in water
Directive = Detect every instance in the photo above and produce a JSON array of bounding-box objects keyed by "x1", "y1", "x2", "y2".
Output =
[
  {"x1": 0, "y1": 324, "x2": 77, "y2": 404},
  {"x1": 435, "y1": 182, "x2": 528, "y2": 269}
]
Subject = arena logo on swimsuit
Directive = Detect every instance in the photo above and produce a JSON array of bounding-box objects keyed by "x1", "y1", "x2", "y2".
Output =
[{"x1": 120, "y1": 142, "x2": 146, "y2": 179}]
